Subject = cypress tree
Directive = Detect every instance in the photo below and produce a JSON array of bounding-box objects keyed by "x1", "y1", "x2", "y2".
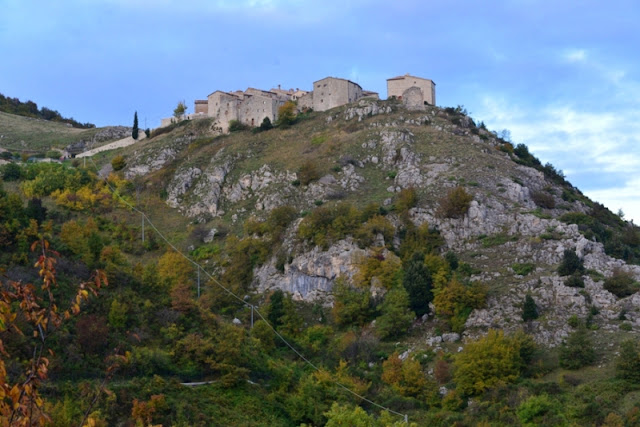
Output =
[{"x1": 132, "y1": 111, "x2": 139, "y2": 140}]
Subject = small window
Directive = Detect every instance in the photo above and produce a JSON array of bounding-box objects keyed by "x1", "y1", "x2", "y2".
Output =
[{"x1": 320, "y1": 99, "x2": 323, "y2": 103}]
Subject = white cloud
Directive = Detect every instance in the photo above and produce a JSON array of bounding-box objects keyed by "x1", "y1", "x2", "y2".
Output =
[
  {"x1": 563, "y1": 48, "x2": 587, "y2": 63},
  {"x1": 476, "y1": 96, "x2": 640, "y2": 223}
]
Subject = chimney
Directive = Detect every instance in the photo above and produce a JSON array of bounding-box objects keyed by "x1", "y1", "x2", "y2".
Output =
[{"x1": 278, "y1": 84, "x2": 281, "y2": 90}]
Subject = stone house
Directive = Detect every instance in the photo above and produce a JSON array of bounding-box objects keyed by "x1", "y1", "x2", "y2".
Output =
[
  {"x1": 311, "y1": 77, "x2": 364, "y2": 112},
  {"x1": 387, "y1": 73, "x2": 436, "y2": 106}
]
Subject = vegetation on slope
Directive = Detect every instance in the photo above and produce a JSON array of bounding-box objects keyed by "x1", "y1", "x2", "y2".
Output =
[{"x1": 1, "y1": 100, "x2": 639, "y2": 425}]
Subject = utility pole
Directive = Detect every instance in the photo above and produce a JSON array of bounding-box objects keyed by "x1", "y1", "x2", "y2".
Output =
[
  {"x1": 141, "y1": 214, "x2": 145, "y2": 243},
  {"x1": 197, "y1": 267, "x2": 201, "y2": 298}
]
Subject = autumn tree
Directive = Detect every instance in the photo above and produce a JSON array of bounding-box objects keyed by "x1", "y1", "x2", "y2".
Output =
[
  {"x1": 0, "y1": 236, "x2": 108, "y2": 425},
  {"x1": 276, "y1": 101, "x2": 296, "y2": 127},
  {"x1": 453, "y1": 330, "x2": 534, "y2": 395}
]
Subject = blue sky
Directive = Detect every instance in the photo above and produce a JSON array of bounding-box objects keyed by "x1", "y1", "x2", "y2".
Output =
[{"x1": 1, "y1": 0, "x2": 638, "y2": 222}]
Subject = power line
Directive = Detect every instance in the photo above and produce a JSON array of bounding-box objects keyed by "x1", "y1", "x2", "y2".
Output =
[{"x1": 86, "y1": 155, "x2": 409, "y2": 423}]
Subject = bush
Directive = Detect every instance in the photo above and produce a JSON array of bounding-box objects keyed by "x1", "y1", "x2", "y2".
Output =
[
  {"x1": 437, "y1": 186, "x2": 473, "y2": 219},
  {"x1": 557, "y1": 249, "x2": 584, "y2": 276},
  {"x1": 531, "y1": 190, "x2": 556, "y2": 209},
  {"x1": 402, "y1": 251, "x2": 433, "y2": 317},
  {"x1": 604, "y1": 268, "x2": 639, "y2": 298},
  {"x1": 111, "y1": 155, "x2": 126, "y2": 171},
  {"x1": 512, "y1": 262, "x2": 535, "y2": 276},
  {"x1": 2, "y1": 162, "x2": 22, "y2": 181},
  {"x1": 564, "y1": 273, "x2": 585, "y2": 288},
  {"x1": 375, "y1": 286, "x2": 414, "y2": 339},
  {"x1": 297, "y1": 160, "x2": 321, "y2": 186},
  {"x1": 228, "y1": 120, "x2": 248, "y2": 132}
]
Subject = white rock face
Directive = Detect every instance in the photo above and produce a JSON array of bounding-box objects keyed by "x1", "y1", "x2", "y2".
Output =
[{"x1": 254, "y1": 239, "x2": 366, "y2": 301}]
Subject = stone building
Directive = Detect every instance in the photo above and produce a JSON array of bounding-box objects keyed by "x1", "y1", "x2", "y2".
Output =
[
  {"x1": 386, "y1": 73, "x2": 436, "y2": 106},
  {"x1": 312, "y1": 77, "x2": 364, "y2": 112},
  {"x1": 160, "y1": 74, "x2": 431, "y2": 131}
]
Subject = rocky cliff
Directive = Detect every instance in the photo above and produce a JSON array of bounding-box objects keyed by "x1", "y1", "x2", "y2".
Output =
[{"x1": 121, "y1": 99, "x2": 640, "y2": 347}]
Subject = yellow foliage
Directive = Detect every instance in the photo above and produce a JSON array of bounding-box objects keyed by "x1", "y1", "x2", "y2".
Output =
[
  {"x1": 353, "y1": 248, "x2": 402, "y2": 289},
  {"x1": 453, "y1": 329, "x2": 529, "y2": 395},
  {"x1": 382, "y1": 352, "x2": 435, "y2": 401},
  {"x1": 157, "y1": 250, "x2": 193, "y2": 287},
  {"x1": 52, "y1": 185, "x2": 112, "y2": 211},
  {"x1": 423, "y1": 253, "x2": 450, "y2": 289}
]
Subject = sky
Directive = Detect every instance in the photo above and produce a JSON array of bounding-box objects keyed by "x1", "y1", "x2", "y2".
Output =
[{"x1": 1, "y1": 0, "x2": 638, "y2": 222}]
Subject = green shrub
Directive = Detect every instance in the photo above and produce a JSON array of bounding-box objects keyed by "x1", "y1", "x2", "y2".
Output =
[
  {"x1": 228, "y1": 119, "x2": 248, "y2": 132},
  {"x1": 564, "y1": 273, "x2": 585, "y2": 288},
  {"x1": 559, "y1": 326, "x2": 595, "y2": 369},
  {"x1": 517, "y1": 394, "x2": 565, "y2": 426},
  {"x1": 437, "y1": 186, "x2": 473, "y2": 219},
  {"x1": 2, "y1": 162, "x2": 22, "y2": 181},
  {"x1": 604, "y1": 268, "x2": 639, "y2": 298},
  {"x1": 558, "y1": 249, "x2": 584, "y2": 276},
  {"x1": 531, "y1": 190, "x2": 556, "y2": 209},
  {"x1": 512, "y1": 262, "x2": 535, "y2": 276},
  {"x1": 616, "y1": 340, "x2": 640, "y2": 382}
]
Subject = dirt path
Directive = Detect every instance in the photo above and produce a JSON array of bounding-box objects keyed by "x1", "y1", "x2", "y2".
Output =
[{"x1": 76, "y1": 132, "x2": 146, "y2": 158}]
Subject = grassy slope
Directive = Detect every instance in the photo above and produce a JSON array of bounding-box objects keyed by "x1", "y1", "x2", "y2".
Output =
[{"x1": 0, "y1": 111, "x2": 104, "y2": 152}]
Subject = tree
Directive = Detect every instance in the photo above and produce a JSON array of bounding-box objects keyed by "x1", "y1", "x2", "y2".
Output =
[
  {"x1": 132, "y1": 111, "x2": 139, "y2": 140},
  {"x1": 616, "y1": 340, "x2": 640, "y2": 382},
  {"x1": 0, "y1": 237, "x2": 109, "y2": 425},
  {"x1": 558, "y1": 326, "x2": 596, "y2": 369},
  {"x1": 522, "y1": 294, "x2": 539, "y2": 321},
  {"x1": 402, "y1": 251, "x2": 433, "y2": 317},
  {"x1": 558, "y1": 249, "x2": 584, "y2": 276},
  {"x1": 376, "y1": 286, "x2": 414, "y2": 339},
  {"x1": 453, "y1": 330, "x2": 533, "y2": 395},
  {"x1": 276, "y1": 101, "x2": 296, "y2": 127},
  {"x1": 173, "y1": 100, "x2": 187, "y2": 122},
  {"x1": 260, "y1": 116, "x2": 273, "y2": 131}
]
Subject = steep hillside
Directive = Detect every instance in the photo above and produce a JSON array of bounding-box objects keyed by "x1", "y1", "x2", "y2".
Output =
[
  {"x1": 2, "y1": 98, "x2": 640, "y2": 425},
  {"x1": 113, "y1": 98, "x2": 640, "y2": 347}
]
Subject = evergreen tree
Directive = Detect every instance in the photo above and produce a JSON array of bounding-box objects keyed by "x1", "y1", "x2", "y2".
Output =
[
  {"x1": 402, "y1": 251, "x2": 433, "y2": 317},
  {"x1": 558, "y1": 248, "x2": 584, "y2": 276},
  {"x1": 132, "y1": 111, "x2": 139, "y2": 140},
  {"x1": 376, "y1": 286, "x2": 414, "y2": 339},
  {"x1": 522, "y1": 294, "x2": 539, "y2": 321},
  {"x1": 267, "y1": 289, "x2": 285, "y2": 329},
  {"x1": 559, "y1": 326, "x2": 596, "y2": 369},
  {"x1": 616, "y1": 340, "x2": 640, "y2": 383}
]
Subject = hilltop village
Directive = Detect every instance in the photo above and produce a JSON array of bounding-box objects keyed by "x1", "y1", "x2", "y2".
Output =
[{"x1": 161, "y1": 74, "x2": 436, "y2": 132}]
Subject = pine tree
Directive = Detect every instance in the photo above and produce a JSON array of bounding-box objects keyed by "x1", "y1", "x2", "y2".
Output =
[
  {"x1": 132, "y1": 111, "x2": 139, "y2": 140},
  {"x1": 522, "y1": 294, "x2": 539, "y2": 321}
]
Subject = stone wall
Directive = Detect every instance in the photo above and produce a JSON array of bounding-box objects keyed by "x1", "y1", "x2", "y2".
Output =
[
  {"x1": 237, "y1": 94, "x2": 284, "y2": 127},
  {"x1": 194, "y1": 100, "x2": 208, "y2": 114},
  {"x1": 312, "y1": 77, "x2": 363, "y2": 112},
  {"x1": 387, "y1": 74, "x2": 436, "y2": 105},
  {"x1": 208, "y1": 91, "x2": 240, "y2": 132}
]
